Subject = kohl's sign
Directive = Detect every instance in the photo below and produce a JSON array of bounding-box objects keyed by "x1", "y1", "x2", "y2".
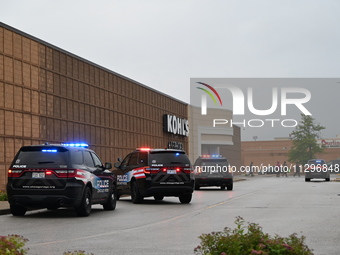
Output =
[{"x1": 163, "y1": 114, "x2": 189, "y2": 137}]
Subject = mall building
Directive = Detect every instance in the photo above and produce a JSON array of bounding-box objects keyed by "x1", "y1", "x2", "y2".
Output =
[
  {"x1": 242, "y1": 137, "x2": 340, "y2": 169},
  {"x1": 0, "y1": 22, "x2": 241, "y2": 190}
]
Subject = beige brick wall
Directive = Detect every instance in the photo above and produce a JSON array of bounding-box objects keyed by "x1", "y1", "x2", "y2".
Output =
[{"x1": 0, "y1": 24, "x2": 188, "y2": 191}]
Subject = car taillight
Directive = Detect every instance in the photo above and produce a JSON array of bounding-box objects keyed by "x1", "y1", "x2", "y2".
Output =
[
  {"x1": 8, "y1": 169, "x2": 23, "y2": 178},
  {"x1": 144, "y1": 168, "x2": 160, "y2": 174},
  {"x1": 183, "y1": 167, "x2": 192, "y2": 174},
  {"x1": 54, "y1": 170, "x2": 77, "y2": 178},
  {"x1": 54, "y1": 169, "x2": 88, "y2": 178}
]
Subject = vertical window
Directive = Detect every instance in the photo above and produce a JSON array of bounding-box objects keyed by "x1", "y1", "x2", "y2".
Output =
[
  {"x1": 91, "y1": 152, "x2": 103, "y2": 167},
  {"x1": 84, "y1": 150, "x2": 95, "y2": 167},
  {"x1": 128, "y1": 153, "x2": 138, "y2": 166},
  {"x1": 138, "y1": 152, "x2": 148, "y2": 166}
]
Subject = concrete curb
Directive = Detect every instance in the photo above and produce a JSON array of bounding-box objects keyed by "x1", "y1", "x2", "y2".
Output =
[{"x1": 0, "y1": 201, "x2": 10, "y2": 216}]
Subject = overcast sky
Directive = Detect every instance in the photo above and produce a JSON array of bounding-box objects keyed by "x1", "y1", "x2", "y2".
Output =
[{"x1": 1, "y1": 0, "x2": 339, "y2": 140}]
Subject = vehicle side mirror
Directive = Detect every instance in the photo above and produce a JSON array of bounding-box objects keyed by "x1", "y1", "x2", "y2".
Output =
[
  {"x1": 117, "y1": 157, "x2": 122, "y2": 162},
  {"x1": 105, "y1": 162, "x2": 112, "y2": 170}
]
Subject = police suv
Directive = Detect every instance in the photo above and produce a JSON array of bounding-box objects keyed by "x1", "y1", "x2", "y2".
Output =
[
  {"x1": 193, "y1": 155, "x2": 233, "y2": 190},
  {"x1": 113, "y1": 148, "x2": 194, "y2": 204},
  {"x1": 6, "y1": 143, "x2": 116, "y2": 216}
]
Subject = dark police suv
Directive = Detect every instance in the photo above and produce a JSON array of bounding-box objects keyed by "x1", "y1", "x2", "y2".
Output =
[
  {"x1": 193, "y1": 155, "x2": 233, "y2": 190},
  {"x1": 113, "y1": 148, "x2": 194, "y2": 204},
  {"x1": 7, "y1": 143, "x2": 116, "y2": 217}
]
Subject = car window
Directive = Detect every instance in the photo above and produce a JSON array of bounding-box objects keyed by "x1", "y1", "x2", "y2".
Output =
[
  {"x1": 71, "y1": 150, "x2": 83, "y2": 165},
  {"x1": 138, "y1": 152, "x2": 148, "y2": 166},
  {"x1": 149, "y1": 151, "x2": 190, "y2": 166},
  {"x1": 91, "y1": 152, "x2": 103, "y2": 167},
  {"x1": 84, "y1": 150, "x2": 95, "y2": 167},
  {"x1": 120, "y1": 154, "x2": 131, "y2": 167},
  {"x1": 308, "y1": 159, "x2": 325, "y2": 165},
  {"x1": 200, "y1": 159, "x2": 229, "y2": 167},
  {"x1": 128, "y1": 153, "x2": 138, "y2": 166},
  {"x1": 13, "y1": 146, "x2": 69, "y2": 167}
]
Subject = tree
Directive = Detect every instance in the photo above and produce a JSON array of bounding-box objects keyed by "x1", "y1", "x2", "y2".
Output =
[{"x1": 288, "y1": 114, "x2": 325, "y2": 164}]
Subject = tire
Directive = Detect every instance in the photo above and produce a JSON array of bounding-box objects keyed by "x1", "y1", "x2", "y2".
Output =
[
  {"x1": 179, "y1": 193, "x2": 192, "y2": 204},
  {"x1": 305, "y1": 178, "x2": 310, "y2": 182},
  {"x1": 325, "y1": 178, "x2": 330, "y2": 182},
  {"x1": 227, "y1": 183, "x2": 233, "y2": 190},
  {"x1": 10, "y1": 204, "x2": 27, "y2": 216},
  {"x1": 103, "y1": 184, "x2": 117, "y2": 210},
  {"x1": 75, "y1": 187, "x2": 92, "y2": 217},
  {"x1": 131, "y1": 182, "x2": 143, "y2": 204},
  {"x1": 154, "y1": 195, "x2": 164, "y2": 201},
  {"x1": 221, "y1": 186, "x2": 226, "y2": 190},
  {"x1": 194, "y1": 185, "x2": 200, "y2": 190}
]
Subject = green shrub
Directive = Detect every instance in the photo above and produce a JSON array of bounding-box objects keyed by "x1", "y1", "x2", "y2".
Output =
[
  {"x1": 0, "y1": 235, "x2": 29, "y2": 255},
  {"x1": 0, "y1": 190, "x2": 7, "y2": 201},
  {"x1": 194, "y1": 216, "x2": 314, "y2": 255}
]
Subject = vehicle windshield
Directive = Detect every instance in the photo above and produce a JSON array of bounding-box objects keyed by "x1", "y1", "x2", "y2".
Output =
[
  {"x1": 13, "y1": 146, "x2": 69, "y2": 167},
  {"x1": 308, "y1": 159, "x2": 325, "y2": 165},
  {"x1": 195, "y1": 159, "x2": 230, "y2": 176},
  {"x1": 200, "y1": 159, "x2": 229, "y2": 167},
  {"x1": 149, "y1": 151, "x2": 190, "y2": 166}
]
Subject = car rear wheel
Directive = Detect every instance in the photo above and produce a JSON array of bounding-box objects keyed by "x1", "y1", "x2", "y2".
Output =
[
  {"x1": 75, "y1": 187, "x2": 92, "y2": 217},
  {"x1": 194, "y1": 185, "x2": 200, "y2": 190},
  {"x1": 325, "y1": 178, "x2": 330, "y2": 182},
  {"x1": 10, "y1": 203, "x2": 27, "y2": 216},
  {"x1": 221, "y1": 186, "x2": 226, "y2": 190},
  {"x1": 305, "y1": 178, "x2": 310, "y2": 182},
  {"x1": 131, "y1": 182, "x2": 144, "y2": 204},
  {"x1": 103, "y1": 185, "x2": 117, "y2": 210},
  {"x1": 227, "y1": 183, "x2": 233, "y2": 190},
  {"x1": 179, "y1": 193, "x2": 192, "y2": 204}
]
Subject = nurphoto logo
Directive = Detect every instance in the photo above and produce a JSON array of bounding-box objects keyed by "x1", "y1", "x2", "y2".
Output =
[{"x1": 193, "y1": 79, "x2": 312, "y2": 129}]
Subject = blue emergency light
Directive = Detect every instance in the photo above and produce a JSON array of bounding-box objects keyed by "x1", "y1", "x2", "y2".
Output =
[
  {"x1": 202, "y1": 154, "x2": 222, "y2": 158},
  {"x1": 42, "y1": 149, "x2": 57, "y2": 153},
  {"x1": 62, "y1": 143, "x2": 89, "y2": 148}
]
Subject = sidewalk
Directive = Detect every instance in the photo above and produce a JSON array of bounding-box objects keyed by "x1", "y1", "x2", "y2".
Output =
[{"x1": 0, "y1": 201, "x2": 10, "y2": 215}]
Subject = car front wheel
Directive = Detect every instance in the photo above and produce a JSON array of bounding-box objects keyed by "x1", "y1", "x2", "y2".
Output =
[{"x1": 103, "y1": 185, "x2": 117, "y2": 210}]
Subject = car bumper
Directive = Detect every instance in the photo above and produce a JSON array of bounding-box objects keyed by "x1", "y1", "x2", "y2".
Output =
[
  {"x1": 305, "y1": 173, "x2": 330, "y2": 179},
  {"x1": 195, "y1": 177, "x2": 233, "y2": 187},
  {"x1": 141, "y1": 179, "x2": 195, "y2": 197},
  {"x1": 6, "y1": 182, "x2": 85, "y2": 208}
]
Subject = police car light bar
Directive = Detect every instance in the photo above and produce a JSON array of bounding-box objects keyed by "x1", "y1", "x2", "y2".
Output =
[
  {"x1": 137, "y1": 148, "x2": 152, "y2": 151},
  {"x1": 42, "y1": 149, "x2": 57, "y2": 153},
  {"x1": 62, "y1": 143, "x2": 89, "y2": 148},
  {"x1": 201, "y1": 154, "x2": 222, "y2": 158}
]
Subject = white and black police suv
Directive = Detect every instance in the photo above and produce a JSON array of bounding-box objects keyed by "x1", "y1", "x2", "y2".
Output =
[
  {"x1": 113, "y1": 148, "x2": 194, "y2": 204},
  {"x1": 7, "y1": 143, "x2": 116, "y2": 217}
]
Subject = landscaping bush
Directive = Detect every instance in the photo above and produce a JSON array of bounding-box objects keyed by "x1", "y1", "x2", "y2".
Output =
[
  {"x1": 0, "y1": 190, "x2": 7, "y2": 201},
  {"x1": 194, "y1": 216, "x2": 314, "y2": 255},
  {"x1": 0, "y1": 235, "x2": 29, "y2": 255}
]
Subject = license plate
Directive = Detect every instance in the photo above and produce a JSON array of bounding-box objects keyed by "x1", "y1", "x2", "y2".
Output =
[
  {"x1": 167, "y1": 170, "x2": 176, "y2": 174},
  {"x1": 32, "y1": 172, "x2": 45, "y2": 178}
]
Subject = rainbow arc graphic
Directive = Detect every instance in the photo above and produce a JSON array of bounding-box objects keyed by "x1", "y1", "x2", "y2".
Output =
[{"x1": 196, "y1": 82, "x2": 223, "y2": 115}]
